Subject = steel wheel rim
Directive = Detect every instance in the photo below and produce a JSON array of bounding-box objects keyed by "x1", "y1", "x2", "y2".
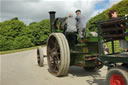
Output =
[
  {"x1": 111, "y1": 74, "x2": 125, "y2": 85},
  {"x1": 47, "y1": 36, "x2": 61, "y2": 73}
]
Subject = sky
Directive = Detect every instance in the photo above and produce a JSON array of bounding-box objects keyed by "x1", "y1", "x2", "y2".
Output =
[{"x1": 0, "y1": 0, "x2": 121, "y2": 25}]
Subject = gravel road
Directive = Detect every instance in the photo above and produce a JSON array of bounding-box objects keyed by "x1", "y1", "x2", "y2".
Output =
[{"x1": 1, "y1": 47, "x2": 107, "y2": 85}]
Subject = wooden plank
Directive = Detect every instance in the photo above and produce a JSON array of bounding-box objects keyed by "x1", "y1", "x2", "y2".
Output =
[
  {"x1": 100, "y1": 19, "x2": 127, "y2": 27},
  {"x1": 101, "y1": 27, "x2": 127, "y2": 32},
  {"x1": 103, "y1": 34, "x2": 125, "y2": 38},
  {"x1": 99, "y1": 17, "x2": 128, "y2": 41},
  {"x1": 104, "y1": 38, "x2": 122, "y2": 42},
  {"x1": 103, "y1": 33, "x2": 128, "y2": 39}
]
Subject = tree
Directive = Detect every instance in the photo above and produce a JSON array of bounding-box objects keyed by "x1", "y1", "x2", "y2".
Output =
[
  {"x1": 0, "y1": 18, "x2": 33, "y2": 51},
  {"x1": 87, "y1": 0, "x2": 128, "y2": 31},
  {"x1": 29, "y1": 19, "x2": 50, "y2": 45}
]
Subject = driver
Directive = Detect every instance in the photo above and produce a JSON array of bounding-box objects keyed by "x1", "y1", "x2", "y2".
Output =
[{"x1": 75, "y1": 10, "x2": 86, "y2": 39}]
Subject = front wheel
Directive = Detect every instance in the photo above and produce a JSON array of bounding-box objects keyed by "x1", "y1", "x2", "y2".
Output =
[
  {"x1": 37, "y1": 46, "x2": 44, "y2": 67},
  {"x1": 106, "y1": 66, "x2": 128, "y2": 85}
]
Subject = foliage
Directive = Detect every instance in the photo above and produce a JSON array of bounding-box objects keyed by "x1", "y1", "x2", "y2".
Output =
[
  {"x1": 1, "y1": 0, "x2": 127, "y2": 51},
  {"x1": 0, "y1": 18, "x2": 50, "y2": 51},
  {"x1": 87, "y1": 0, "x2": 128, "y2": 31},
  {"x1": 29, "y1": 19, "x2": 50, "y2": 45},
  {"x1": 0, "y1": 35, "x2": 14, "y2": 51},
  {"x1": 13, "y1": 36, "x2": 34, "y2": 49}
]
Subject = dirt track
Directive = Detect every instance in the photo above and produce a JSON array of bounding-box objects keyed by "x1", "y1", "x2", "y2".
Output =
[{"x1": 1, "y1": 47, "x2": 107, "y2": 85}]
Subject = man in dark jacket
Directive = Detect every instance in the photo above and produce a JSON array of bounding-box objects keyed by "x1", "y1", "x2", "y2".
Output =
[{"x1": 75, "y1": 10, "x2": 86, "y2": 38}]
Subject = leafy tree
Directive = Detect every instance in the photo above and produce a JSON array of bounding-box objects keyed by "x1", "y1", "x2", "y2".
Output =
[
  {"x1": 0, "y1": 35, "x2": 14, "y2": 51},
  {"x1": 0, "y1": 18, "x2": 33, "y2": 51},
  {"x1": 87, "y1": 0, "x2": 128, "y2": 31},
  {"x1": 29, "y1": 19, "x2": 50, "y2": 45},
  {"x1": 0, "y1": 18, "x2": 50, "y2": 51},
  {"x1": 13, "y1": 36, "x2": 34, "y2": 49}
]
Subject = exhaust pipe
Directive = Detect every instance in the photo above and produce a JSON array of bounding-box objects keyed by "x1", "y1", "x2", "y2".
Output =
[{"x1": 49, "y1": 11, "x2": 56, "y2": 32}]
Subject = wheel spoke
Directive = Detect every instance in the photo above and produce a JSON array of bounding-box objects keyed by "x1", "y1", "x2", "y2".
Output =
[
  {"x1": 50, "y1": 39, "x2": 55, "y2": 45},
  {"x1": 48, "y1": 43, "x2": 60, "y2": 72},
  {"x1": 54, "y1": 40, "x2": 59, "y2": 49}
]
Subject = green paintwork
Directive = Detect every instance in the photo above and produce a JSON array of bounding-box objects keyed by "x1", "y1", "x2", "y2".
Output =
[
  {"x1": 50, "y1": 17, "x2": 100, "y2": 68},
  {"x1": 86, "y1": 37, "x2": 98, "y2": 42}
]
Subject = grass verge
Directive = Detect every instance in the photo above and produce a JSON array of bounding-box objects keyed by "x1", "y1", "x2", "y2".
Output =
[
  {"x1": 0, "y1": 45, "x2": 45, "y2": 55},
  {"x1": 105, "y1": 40, "x2": 123, "y2": 53}
]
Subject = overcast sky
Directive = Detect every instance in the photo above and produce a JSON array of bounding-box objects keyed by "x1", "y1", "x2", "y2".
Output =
[{"x1": 0, "y1": 0, "x2": 121, "y2": 25}]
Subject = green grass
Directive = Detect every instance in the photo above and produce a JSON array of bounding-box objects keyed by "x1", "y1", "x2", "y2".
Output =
[
  {"x1": 0, "y1": 45, "x2": 45, "y2": 55},
  {"x1": 105, "y1": 40, "x2": 123, "y2": 54}
]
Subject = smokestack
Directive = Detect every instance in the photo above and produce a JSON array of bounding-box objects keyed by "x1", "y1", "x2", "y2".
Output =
[{"x1": 49, "y1": 11, "x2": 56, "y2": 32}]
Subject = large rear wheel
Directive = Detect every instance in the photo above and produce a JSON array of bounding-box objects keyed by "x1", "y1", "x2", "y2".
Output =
[
  {"x1": 106, "y1": 66, "x2": 128, "y2": 85},
  {"x1": 47, "y1": 33, "x2": 70, "y2": 77}
]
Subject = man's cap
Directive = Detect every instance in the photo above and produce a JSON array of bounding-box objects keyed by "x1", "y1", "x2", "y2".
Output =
[{"x1": 75, "y1": 10, "x2": 81, "y2": 13}]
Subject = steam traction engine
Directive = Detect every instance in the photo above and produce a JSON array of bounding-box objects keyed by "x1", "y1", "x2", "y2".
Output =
[{"x1": 37, "y1": 11, "x2": 103, "y2": 77}]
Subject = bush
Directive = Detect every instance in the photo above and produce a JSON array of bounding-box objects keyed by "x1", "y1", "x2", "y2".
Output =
[
  {"x1": 29, "y1": 19, "x2": 50, "y2": 45},
  {"x1": 0, "y1": 18, "x2": 50, "y2": 51},
  {"x1": 13, "y1": 36, "x2": 34, "y2": 49},
  {"x1": 0, "y1": 36, "x2": 14, "y2": 51}
]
